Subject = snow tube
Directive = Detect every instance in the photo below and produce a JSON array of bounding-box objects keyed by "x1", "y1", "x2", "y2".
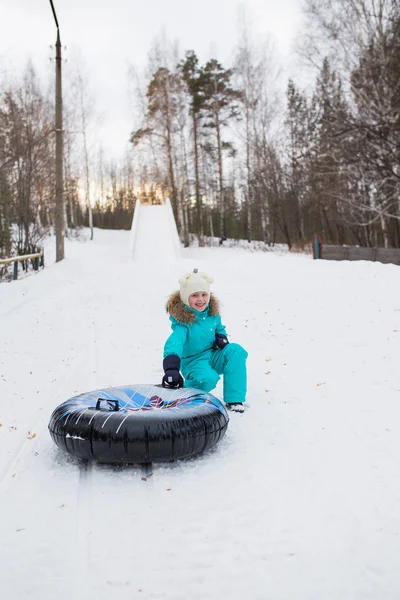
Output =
[{"x1": 48, "y1": 384, "x2": 229, "y2": 464}]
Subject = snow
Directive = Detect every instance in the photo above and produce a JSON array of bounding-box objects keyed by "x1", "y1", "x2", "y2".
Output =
[
  {"x1": 1, "y1": 205, "x2": 400, "y2": 599},
  {"x1": 132, "y1": 200, "x2": 181, "y2": 262}
]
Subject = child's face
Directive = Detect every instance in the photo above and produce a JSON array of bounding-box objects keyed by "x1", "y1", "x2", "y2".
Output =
[{"x1": 188, "y1": 292, "x2": 210, "y2": 311}]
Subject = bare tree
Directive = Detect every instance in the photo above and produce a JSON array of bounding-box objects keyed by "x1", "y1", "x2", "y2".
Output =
[{"x1": 75, "y1": 74, "x2": 94, "y2": 240}]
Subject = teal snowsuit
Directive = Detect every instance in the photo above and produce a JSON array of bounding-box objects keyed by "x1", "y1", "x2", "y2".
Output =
[{"x1": 163, "y1": 292, "x2": 248, "y2": 404}]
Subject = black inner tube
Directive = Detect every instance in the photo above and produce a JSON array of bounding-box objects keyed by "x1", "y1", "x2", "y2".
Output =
[{"x1": 48, "y1": 384, "x2": 229, "y2": 464}]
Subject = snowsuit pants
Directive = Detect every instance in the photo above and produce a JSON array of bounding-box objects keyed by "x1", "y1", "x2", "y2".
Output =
[{"x1": 181, "y1": 343, "x2": 248, "y2": 404}]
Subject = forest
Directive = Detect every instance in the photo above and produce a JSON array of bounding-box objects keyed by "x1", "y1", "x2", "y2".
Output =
[{"x1": 0, "y1": 0, "x2": 399, "y2": 258}]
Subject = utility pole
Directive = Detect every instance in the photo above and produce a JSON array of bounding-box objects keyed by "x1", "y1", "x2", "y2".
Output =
[{"x1": 49, "y1": 0, "x2": 64, "y2": 261}]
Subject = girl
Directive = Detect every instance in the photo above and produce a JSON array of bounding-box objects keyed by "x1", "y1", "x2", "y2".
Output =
[{"x1": 162, "y1": 269, "x2": 248, "y2": 412}]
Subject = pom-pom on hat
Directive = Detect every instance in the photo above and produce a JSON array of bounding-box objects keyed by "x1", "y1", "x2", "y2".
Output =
[{"x1": 179, "y1": 268, "x2": 214, "y2": 307}]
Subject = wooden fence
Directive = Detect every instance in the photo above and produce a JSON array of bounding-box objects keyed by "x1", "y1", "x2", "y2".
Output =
[
  {"x1": 312, "y1": 235, "x2": 400, "y2": 266},
  {"x1": 0, "y1": 251, "x2": 44, "y2": 281}
]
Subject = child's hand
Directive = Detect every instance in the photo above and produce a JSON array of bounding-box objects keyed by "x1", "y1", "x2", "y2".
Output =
[
  {"x1": 162, "y1": 354, "x2": 184, "y2": 388},
  {"x1": 162, "y1": 369, "x2": 184, "y2": 388},
  {"x1": 215, "y1": 334, "x2": 229, "y2": 349}
]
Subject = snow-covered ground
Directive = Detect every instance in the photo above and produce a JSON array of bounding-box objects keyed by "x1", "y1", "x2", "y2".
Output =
[{"x1": 1, "y1": 205, "x2": 400, "y2": 600}]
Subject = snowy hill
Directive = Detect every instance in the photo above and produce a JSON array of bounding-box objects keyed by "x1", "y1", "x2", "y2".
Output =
[
  {"x1": 1, "y1": 220, "x2": 400, "y2": 600},
  {"x1": 130, "y1": 199, "x2": 181, "y2": 263}
]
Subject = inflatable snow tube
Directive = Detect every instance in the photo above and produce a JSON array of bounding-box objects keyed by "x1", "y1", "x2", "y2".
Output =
[{"x1": 48, "y1": 384, "x2": 229, "y2": 464}]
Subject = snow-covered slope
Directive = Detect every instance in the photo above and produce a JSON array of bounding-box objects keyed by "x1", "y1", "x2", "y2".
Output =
[
  {"x1": 131, "y1": 200, "x2": 181, "y2": 263},
  {"x1": 1, "y1": 228, "x2": 400, "y2": 600}
]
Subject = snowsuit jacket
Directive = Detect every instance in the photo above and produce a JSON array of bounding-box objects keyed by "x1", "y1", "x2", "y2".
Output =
[
  {"x1": 163, "y1": 291, "x2": 247, "y2": 403},
  {"x1": 163, "y1": 291, "x2": 227, "y2": 360}
]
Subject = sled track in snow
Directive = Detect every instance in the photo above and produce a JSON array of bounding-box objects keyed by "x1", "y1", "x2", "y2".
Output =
[
  {"x1": 0, "y1": 360, "x2": 83, "y2": 493},
  {"x1": 0, "y1": 280, "x2": 101, "y2": 492},
  {"x1": 76, "y1": 460, "x2": 94, "y2": 585},
  {"x1": 73, "y1": 459, "x2": 155, "y2": 581},
  {"x1": 0, "y1": 424, "x2": 43, "y2": 493}
]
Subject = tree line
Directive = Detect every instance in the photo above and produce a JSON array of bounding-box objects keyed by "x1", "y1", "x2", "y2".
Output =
[
  {"x1": 1, "y1": 0, "x2": 399, "y2": 261},
  {"x1": 132, "y1": 0, "x2": 400, "y2": 249},
  {"x1": 0, "y1": 63, "x2": 136, "y2": 260}
]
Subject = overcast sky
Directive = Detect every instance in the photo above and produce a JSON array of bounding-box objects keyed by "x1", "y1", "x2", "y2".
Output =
[{"x1": 0, "y1": 0, "x2": 304, "y2": 161}]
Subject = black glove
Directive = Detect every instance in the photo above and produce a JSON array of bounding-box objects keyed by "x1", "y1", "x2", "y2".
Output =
[
  {"x1": 162, "y1": 354, "x2": 184, "y2": 388},
  {"x1": 215, "y1": 334, "x2": 229, "y2": 349}
]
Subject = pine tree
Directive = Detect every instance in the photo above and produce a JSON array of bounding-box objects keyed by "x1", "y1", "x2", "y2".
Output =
[
  {"x1": 179, "y1": 51, "x2": 208, "y2": 242},
  {"x1": 285, "y1": 80, "x2": 309, "y2": 242},
  {"x1": 350, "y1": 15, "x2": 400, "y2": 246},
  {"x1": 144, "y1": 67, "x2": 186, "y2": 235},
  {"x1": 201, "y1": 59, "x2": 242, "y2": 240},
  {"x1": 309, "y1": 58, "x2": 351, "y2": 244}
]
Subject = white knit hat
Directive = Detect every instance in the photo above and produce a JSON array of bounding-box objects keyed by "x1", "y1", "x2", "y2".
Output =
[{"x1": 179, "y1": 269, "x2": 214, "y2": 306}]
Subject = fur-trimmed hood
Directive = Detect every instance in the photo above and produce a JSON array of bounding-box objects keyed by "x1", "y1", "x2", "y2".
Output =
[{"x1": 166, "y1": 291, "x2": 220, "y2": 324}]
